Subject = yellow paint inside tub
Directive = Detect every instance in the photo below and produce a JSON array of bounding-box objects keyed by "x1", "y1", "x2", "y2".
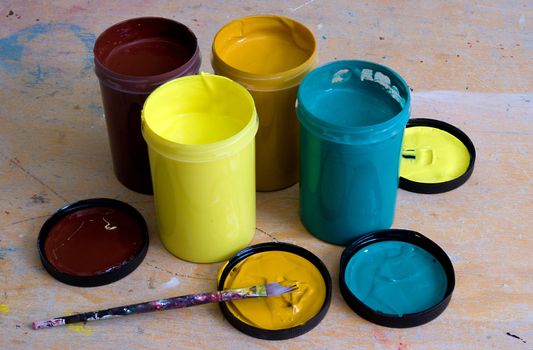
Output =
[
  {"x1": 142, "y1": 75, "x2": 252, "y2": 145},
  {"x1": 223, "y1": 251, "x2": 326, "y2": 330},
  {"x1": 213, "y1": 15, "x2": 316, "y2": 75},
  {"x1": 400, "y1": 126, "x2": 470, "y2": 183}
]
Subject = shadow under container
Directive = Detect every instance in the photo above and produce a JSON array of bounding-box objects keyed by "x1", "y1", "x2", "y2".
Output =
[
  {"x1": 141, "y1": 74, "x2": 258, "y2": 263},
  {"x1": 94, "y1": 17, "x2": 201, "y2": 194},
  {"x1": 212, "y1": 15, "x2": 316, "y2": 191},
  {"x1": 297, "y1": 60, "x2": 411, "y2": 245}
]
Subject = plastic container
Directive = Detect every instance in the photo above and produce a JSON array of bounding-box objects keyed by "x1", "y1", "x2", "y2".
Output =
[
  {"x1": 218, "y1": 242, "x2": 332, "y2": 340},
  {"x1": 297, "y1": 60, "x2": 411, "y2": 245},
  {"x1": 212, "y1": 15, "x2": 316, "y2": 191},
  {"x1": 141, "y1": 74, "x2": 258, "y2": 263},
  {"x1": 94, "y1": 17, "x2": 201, "y2": 194}
]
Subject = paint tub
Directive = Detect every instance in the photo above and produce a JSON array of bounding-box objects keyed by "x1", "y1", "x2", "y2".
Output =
[
  {"x1": 94, "y1": 17, "x2": 201, "y2": 194},
  {"x1": 141, "y1": 74, "x2": 258, "y2": 263},
  {"x1": 218, "y1": 242, "x2": 332, "y2": 340},
  {"x1": 339, "y1": 229, "x2": 455, "y2": 328},
  {"x1": 297, "y1": 60, "x2": 411, "y2": 245},
  {"x1": 212, "y1": 15, "x2": 316, "y2": 191}
]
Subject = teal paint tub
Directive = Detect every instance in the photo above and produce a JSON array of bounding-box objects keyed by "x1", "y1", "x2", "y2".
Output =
[{"x1": 297, "y1": 60, "x2": 410, "y2": 245}]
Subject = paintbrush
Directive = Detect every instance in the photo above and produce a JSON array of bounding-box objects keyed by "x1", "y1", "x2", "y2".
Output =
[{"x1": 32, "y1": 282, "x2": 298, "y2": 330}]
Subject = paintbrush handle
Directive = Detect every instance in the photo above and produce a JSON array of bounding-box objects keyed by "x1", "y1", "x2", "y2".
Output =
[{"x1": 32, "y1": 286, "x2": 260, "y2": 330}]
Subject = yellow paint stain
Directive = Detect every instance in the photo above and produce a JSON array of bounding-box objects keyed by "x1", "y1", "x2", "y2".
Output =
[
  {"x1": 0, "y1": 304, "x2": 9, "y2": 314},
  {"x1": 67, "y1": 322, "x2": 93, "y2": 336},
  {"x1": 64, "y1": 311, "x2": 93, "y2": 336}
]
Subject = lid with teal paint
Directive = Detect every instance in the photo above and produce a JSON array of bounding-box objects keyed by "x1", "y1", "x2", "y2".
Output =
[
  {"x1": 400, "y1": 118, "x2": 476, "y2": 194},
  {"x1": 339, "y1": 229, "x2": 455, "y2": 328}
]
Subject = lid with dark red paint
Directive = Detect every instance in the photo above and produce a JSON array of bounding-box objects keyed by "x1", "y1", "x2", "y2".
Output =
[{"x1": 38, "y1": 198, "x2": 149, "y2": 287}]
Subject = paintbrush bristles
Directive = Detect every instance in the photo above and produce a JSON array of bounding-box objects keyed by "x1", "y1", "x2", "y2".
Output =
[
  {"x1": 227, "y1": 282, "x2": 298, "y2": 298},
  {"x1": 265, "y1": 282, "x2": 299, "y2": 296}
]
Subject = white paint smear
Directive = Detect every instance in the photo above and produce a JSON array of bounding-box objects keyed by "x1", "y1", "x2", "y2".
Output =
[
  {"x1": 519, "y1": 14, "x2": 526, "y2": 30},
  {"x1": 162, "y1": 277, "x2": 180, "y2": 289}
]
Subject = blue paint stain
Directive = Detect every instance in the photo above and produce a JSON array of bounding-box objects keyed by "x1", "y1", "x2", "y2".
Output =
[
  {"x1": 30, "y1": 64, "x2": 44, "y2": 84},
  {"x1": 0, "y1": 247, "x2": 17, "y2": 260},
  {"x1": 68, "y1": 24, "x2": 96, "y2": 72},
  {"x1": 0, "y1": 23, "x2": 52, "y2": 73},
  {"x1": 0, "y1": 23, "x2": 95, "y2": 76},
  {"x1": 322, "y1": 35, "x2": 327, "y2": 40},
  {"x1": 88, "y1": 101, "x2": 104, "y2": 117}
]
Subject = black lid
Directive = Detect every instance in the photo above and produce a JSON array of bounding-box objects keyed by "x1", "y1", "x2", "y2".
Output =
[
  {"x1": 339, "y1": 229, "x2": 455, "y2": 328},
  {"x1": 218, "y1": 242, "x2": 332, "y2": 340},
  {"x1": 400, "y1": 118, "x2": 476, "y2": 193},
  {"x1": 37, "y1": 198, "x2": 149, "y2": 287}
]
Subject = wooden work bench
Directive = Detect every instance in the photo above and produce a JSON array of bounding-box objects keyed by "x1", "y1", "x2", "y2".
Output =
[{"x1": 0, "y1": 1, "x2": 531, "y2": 349}]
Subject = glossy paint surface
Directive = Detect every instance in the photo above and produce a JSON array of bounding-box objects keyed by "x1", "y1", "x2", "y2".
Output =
[{"x1": 345, "y1": 241, "x2": 447, "y2": 316}]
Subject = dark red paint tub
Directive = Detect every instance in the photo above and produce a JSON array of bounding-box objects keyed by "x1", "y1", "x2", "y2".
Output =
[{"x1": 94, "y1": 17, "x2": 201, "y2": 194}]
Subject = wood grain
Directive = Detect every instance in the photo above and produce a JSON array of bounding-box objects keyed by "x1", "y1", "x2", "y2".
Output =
[{"x1": 0, "y1": 1, "x2": 531, "y2": 349}]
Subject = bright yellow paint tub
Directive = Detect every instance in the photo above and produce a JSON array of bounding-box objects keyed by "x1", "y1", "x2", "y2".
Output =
[
  {"x1": 142, "y1": 74, "x2": 258, "y2": 263},
  {"x1": 212, "y1": 15, "x2": 317, "y2": 191}
]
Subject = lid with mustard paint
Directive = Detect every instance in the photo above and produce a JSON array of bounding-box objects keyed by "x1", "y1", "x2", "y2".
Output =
[
  {"x1": 399, "y1": 118, "x2": 476, "y2": 193},
  {"x1": 217, "y1": 242, "x2": 332, "y2": 340}
]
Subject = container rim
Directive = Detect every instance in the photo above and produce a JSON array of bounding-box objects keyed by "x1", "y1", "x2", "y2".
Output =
[
  {"x1": 94, "y1": 17, "x2": 201, "y2": 93},
  {"x1": 297, "y1": 60, "x2": 411, "y2": 144},
  {"x1": 212, "y1": 15, "x2": 317, "y2": 90},
  {"x1": 141, "y1": 74, "x2": 259, "y2": 163}
]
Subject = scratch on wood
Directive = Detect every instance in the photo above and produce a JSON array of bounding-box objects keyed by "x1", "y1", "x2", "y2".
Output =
[
  {"x1": 256, "y1": 227, "x2": 279, "y2": 242},
  {"x1": 145, "y1": 262, "x2": 213, "y2": 281},
  {"x1": 6, "y1": 156, "x2": 69, "y2": 203},
  {"x1": 10, "y1": 214, "x2": 52, "y2": 226},
  {"x1": 290, "y1": 0, "x2": 316, "y2": 11}
]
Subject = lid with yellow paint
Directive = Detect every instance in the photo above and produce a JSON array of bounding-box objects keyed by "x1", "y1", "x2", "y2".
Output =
[
  {"x1": 217, "y1": 242, "x2": 332, "y2": 340},
  {"x1": 400, "y1": 118, "x2": 476, "y2": 194}
]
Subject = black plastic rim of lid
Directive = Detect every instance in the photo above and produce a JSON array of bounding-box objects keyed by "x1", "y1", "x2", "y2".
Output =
[
  {"x1": 339, "y1": 229, "x2": 455, "y2": 328},
  {"x1": 218, "y1": 242, "x2": 332, "y2": 340},
  {"x1": 37, "y1": 198, "x2": 149, "y2": 287},
  {"x1": 399, "y1": 118, "x2": 476, "y2": 194}
]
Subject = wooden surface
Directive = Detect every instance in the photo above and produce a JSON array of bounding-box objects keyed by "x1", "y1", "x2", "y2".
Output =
[{"x1": 0, "y1": 1, "x2": 531, "y2": 349}]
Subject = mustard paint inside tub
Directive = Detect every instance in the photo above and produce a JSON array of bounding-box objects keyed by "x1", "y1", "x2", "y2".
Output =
[
  {"x1": 223, "y1": 251, "x2": 326, "y2": 330},
  {"x1": 400, "y1": 126, "x2": 470, "y2": 183},
  {"x1": 213, "y1": 16, "x2": 315, "y2": 75}
]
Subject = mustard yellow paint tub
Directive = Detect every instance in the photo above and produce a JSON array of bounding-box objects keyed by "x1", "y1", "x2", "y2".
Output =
[
  {"x1": 142, "y1": 74, "x2": 258, "y2": 263},
  {"x1": 212, "y1": 15, "x2": 317, "y2": 191},
  {"x1": 218, "y1": 243, "x2": 332, "y2": 340}
]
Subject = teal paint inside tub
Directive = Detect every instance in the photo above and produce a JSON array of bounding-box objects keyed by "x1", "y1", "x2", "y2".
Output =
[
  {"x1": 344, "y1": 241, "x2": 448, "y2": 316},
  {"x1": 309, "y1": 81, "x2": 402, "y2": 128}
]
